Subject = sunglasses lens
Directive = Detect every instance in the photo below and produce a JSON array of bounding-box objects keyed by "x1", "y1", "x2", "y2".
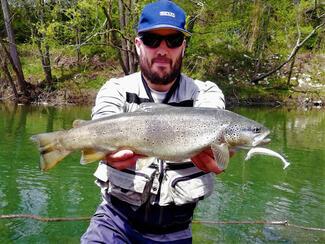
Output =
[
  {"x1": 140, "y1": 34, "x2": 161, "y2": 48},
  {"x1": 140, "y1": 33, "x2": 184, "y2": 48},
  {"x1": 166, "y1": 34, "x2": 184, "y2": 48}
]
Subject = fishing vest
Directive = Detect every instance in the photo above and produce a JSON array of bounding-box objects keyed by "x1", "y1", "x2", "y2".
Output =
[{"x1": 92, "y1": 72, "x2": 225, "y2": 207}]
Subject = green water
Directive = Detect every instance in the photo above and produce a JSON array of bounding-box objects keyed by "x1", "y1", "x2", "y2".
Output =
[{"x1": 0, "y1": 104, "x2": 324, "y2": 243}]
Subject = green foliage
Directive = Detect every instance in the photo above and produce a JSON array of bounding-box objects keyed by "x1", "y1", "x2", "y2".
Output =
[{"x1": 1, "y1": 0, "x2": 323, "y2": 96}]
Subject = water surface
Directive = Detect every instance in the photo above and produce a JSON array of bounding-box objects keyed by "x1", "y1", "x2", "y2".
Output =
[{"x1": 0, "y1": 104, "x2": 324, "y2": 243}]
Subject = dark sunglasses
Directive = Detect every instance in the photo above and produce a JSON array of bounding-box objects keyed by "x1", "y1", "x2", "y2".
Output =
[{"x1": 139, "y1": 33, "x2": 185, "y2": 48}]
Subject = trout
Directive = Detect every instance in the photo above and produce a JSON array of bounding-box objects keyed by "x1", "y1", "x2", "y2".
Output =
[{"x1": 31, "y1": 104, "x2": 271, "y2": 171}]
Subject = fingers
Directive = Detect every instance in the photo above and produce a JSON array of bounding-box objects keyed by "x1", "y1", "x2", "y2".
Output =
[
  {"x1": 107, "y1": 155, "x2": 140, "y2": 170},
  {"x1": 191, "y1": 149, "x2": 223, "y2": 175},
  {"x1": 105, "y1": 148, "x2": 236, "y2": 172},
  {"x1": 105, "y1": 150, "x2": 144, "y2": 170},
  {"x1": 106, "y1": 150, "x2": 135, "y2": 162}
]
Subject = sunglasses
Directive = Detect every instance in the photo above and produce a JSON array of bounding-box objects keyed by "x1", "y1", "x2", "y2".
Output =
[{"x1": 139, "y1": 33, "x2": 185, "y2": 48}]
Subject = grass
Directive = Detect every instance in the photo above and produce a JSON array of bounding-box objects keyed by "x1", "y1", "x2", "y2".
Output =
[{"x1": 17, "y1": 43, "x2": 122, "y2": 92}]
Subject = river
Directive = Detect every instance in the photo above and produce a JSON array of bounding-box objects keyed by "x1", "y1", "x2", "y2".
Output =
[{"x1": 0, "y1": 104, "x2": 324, "y2": 243}]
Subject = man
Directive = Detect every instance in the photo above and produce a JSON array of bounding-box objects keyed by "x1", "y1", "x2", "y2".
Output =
[{"x1": 81, "y1": 0, "x2": 225, "y2": 243}]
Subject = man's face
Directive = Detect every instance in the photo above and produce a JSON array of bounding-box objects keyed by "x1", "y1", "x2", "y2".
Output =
[{"x1": 135, "y1": 29, "x2": 185, "y2": 86}]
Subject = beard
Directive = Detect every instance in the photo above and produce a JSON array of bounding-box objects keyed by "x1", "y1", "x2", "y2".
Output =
[{"x1": 140, "y1": 54, "x2": 182, "y2": 85}]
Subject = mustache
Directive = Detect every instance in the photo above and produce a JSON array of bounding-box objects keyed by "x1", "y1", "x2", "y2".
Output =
[{"x1": 151, "y1": 57, "x2": 172, "y2": 65}]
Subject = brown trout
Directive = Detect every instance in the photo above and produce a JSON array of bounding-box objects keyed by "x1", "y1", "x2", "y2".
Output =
[{"x1": 31, "y1": 104, "x2": 270, "y2": 171}]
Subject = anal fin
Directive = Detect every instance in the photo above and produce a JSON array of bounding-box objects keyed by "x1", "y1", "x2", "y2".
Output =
[{"x1": 81, "y1": 149, "x2": 106, "y2": 165}]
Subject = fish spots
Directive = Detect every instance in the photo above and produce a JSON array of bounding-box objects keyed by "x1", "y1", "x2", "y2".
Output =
[
  {"x1": 227, "y1": 125, "x2": 240, "y2": 137},
  {"x1": 224, "y1": 124, "x2": 241, "y2": 144},
  {"x1": 143, "y1": 137, "x2": 156, "y2": 146}
]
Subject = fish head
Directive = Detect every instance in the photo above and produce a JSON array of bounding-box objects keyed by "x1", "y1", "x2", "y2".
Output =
[{"x1": 224, "y1": 120, "x2": 270, "y2": 148}]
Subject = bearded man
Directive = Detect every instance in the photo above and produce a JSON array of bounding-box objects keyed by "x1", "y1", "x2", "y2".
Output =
[{"x1": 81, "y1": 1, "x2": 226, "y2": 243}]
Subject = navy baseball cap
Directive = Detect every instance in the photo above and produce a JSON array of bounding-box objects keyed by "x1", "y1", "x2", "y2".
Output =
[{"x1": 137, "y1": 0, "x2": 191, "y2": 36}]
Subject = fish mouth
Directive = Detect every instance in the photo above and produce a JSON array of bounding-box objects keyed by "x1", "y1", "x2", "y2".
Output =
[{"x1": 252, "y1": 130, "x2": 271, "y2": 147}]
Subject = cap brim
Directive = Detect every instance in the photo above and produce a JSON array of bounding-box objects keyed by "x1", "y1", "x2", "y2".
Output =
[{"x1": 138, "y1": 25, "x2": 191, "y2": 37}]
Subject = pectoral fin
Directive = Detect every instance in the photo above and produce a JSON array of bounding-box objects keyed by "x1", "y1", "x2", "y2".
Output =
[
  {"x1": 211, "y1": 143, "x2": 229, "y2": 170},
  {"x1": 80, "y1": 149, "x2": 106, "y2": 165}
]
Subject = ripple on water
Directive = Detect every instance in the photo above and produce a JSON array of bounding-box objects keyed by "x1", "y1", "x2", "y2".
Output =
[
  {"x1": 0, "y1": 188, "x2": 8, "y2": 208},
  {"x1": 265, "y1": 196, "x2": 293, "y2": 217},
  {"x1": 273, "y1": 182, "x2": 295, "y2": 194}
]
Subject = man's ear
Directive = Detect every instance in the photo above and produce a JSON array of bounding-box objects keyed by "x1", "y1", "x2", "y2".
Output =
[
  {"x1": 181, "y1": 40, "x2": 186, "y2": 57},
  {"x1": 135, "y1": 37, "x2": 141, "y2": 56},
  {"x1": 182, "y1": 48, "x2": 185, "y2": 57}
]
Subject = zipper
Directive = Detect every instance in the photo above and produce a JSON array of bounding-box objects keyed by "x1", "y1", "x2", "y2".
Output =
[
  {"x1": 171, "y1": 171, "x2": 208, "y2": 188},
  {"x1": 153, "y1": 159, "x2": 165, "y2": 204}
]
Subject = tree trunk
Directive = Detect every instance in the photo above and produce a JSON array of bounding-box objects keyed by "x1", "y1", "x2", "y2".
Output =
[
  {"x1": 1, "y1": 0, "x2": 29, "y2": 97},
  {"x1": 253, "y1": 4, "x2": 271, "y2": 77},
  {"x1": 118, "y1": 0, "x2": 130, "y2": 74},
  {"x1": 287, "y1": 55, "x2": 296, "y2": 86},
  {"x1": 0, "y1": 54, "x2": 19, "y2": 100},
  {"x1": 102, "y1": 5, "x2": 126, "y2": 73},
  {"x1": 36, "y1": 39, "x2": 53, "y2": 84},
  {"x1": 102, "y1": 0, "x2": 138, "y2": 75},
  {"x1": 246, "y1": 0, "x2": 262, "y2": 52},
  {"x1": 44, "y1": 44, "x2": 53, "y2": 82},
  {"x1": 37, "y1": 0, "x2": 53, "y2": 84},
  {"x1": 76, "y1": 27, "x2": 81, "y2": 67}
]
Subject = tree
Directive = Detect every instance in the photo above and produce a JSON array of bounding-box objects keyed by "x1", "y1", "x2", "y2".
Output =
[
  {"x1": 103, "y1": 0, "x2": 139, "y2": 75},
  {"x1": 34, "y1": 0, "x2": 53, "y2": 84},
  {"x1": 250, "y1": 21, "x2": 325, "y2": 85},
  {"x1": 1, "y1": 0, "x2": 29, "y2": 98},
  {"x1": 0, "y1": 43, "x2": 19, "y2": 100}
]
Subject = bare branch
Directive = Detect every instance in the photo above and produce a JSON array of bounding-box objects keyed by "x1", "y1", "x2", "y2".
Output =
[{"x1": 250, "y1": 22, "x2": 325, "y2": 84}]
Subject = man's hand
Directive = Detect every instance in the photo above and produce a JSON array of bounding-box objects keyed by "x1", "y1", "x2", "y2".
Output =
[
  {"x1": 105, "y1": 150, "x2": 144, "y2": 170},
  {"x1": 191, "y1": 148, "x2": 236, "y2": 174}
]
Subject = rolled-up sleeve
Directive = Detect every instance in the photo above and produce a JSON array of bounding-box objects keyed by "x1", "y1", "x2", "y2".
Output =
[
  {"x1": 91, "y1": 78, "x2": 126, "y2": 120},
  {"x1": 193, "y1": 80, "x2": 225, "y2": 109}
]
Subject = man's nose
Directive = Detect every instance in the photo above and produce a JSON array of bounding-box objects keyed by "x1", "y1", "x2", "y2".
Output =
[{"x1": 156, "y1": 40, "x2": 169, "y2": 55}]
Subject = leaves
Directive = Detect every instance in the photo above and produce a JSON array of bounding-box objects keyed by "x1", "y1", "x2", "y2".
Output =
[{"x1": 1, "y1": 0, "x2": 324, "y2": 87}]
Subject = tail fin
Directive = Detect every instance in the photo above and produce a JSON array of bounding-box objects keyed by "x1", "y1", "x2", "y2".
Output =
[{"x1": 31, "y1": 131, "x2": 71, "y2": 171}]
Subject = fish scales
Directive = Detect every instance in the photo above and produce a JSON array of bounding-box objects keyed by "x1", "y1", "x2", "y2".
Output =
[{"x1": 72, "y1": 108, "x2": 221, "y2": 159}]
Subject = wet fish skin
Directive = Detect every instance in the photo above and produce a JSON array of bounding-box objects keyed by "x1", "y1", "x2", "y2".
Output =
[{"x1": 31, "y1": 104, "x2": 271, "y2": 171}]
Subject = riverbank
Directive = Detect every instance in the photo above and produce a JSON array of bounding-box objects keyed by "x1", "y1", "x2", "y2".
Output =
[
  {"x1": 1, "y1": 53, "x2": 324, "y2": 108},
  {"x1": 1, "y1": 78, "x2": 324, "y2": 109}
]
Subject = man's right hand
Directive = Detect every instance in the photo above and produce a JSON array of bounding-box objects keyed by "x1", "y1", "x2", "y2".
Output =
[{"x1": 105, "y1": 150, "x2": 144, "y2": 170}]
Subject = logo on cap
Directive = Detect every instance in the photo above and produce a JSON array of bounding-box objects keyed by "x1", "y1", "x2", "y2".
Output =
[{"x1": 160, "y1": 11, "x2": 175, "y2": 18}]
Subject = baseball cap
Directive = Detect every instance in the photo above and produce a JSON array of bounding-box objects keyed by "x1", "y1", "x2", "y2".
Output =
[{"x1": 137, "y1": 0, "x2": 191, "y2": 36}]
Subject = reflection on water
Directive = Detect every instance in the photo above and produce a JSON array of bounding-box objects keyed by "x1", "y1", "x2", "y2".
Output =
[{"x1": 0, "y1": 104, "x2": 324, "y2": 243}]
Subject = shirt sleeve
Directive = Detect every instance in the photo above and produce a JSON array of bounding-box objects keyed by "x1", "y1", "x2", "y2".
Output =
[
  {"x1": 91, "y1": 78, "x2": 126, "y2": 120},
  {"x1": 193, "y1": 80, "x2": 225, "y2": 109}
]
